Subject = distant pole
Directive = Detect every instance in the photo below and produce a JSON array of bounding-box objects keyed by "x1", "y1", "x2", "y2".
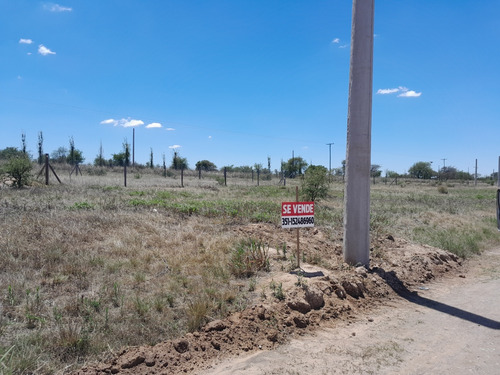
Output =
[
  {"x1": 343, "y1": 0, "x2": 374, "y2": 268},
  {"x1": 45, "y1": 154, "x2": 49, "y2": 185},
  {"x1": 327, "y1": 142, "x2": 334, "y2": 182},
  {"x1": 181, "y1": 168, "x2": 184, "y2": 188},
  {"x1": 124, "y1": 163, "x2": 127, "y2": 187},
  {"x1": 132, "y1": 128, "x2": 135, "y2": 167},
  {"x1": 475, "y1": 159, "x2": 478, "y2": 186}
]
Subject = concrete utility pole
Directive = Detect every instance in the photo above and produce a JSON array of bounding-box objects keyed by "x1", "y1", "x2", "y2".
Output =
[
  {"x1": 327, "y1": 142, "x2": 334, "y2": 182},
  {"x1": 343, "y1": 0, "x2": 374, "y2": 267}
]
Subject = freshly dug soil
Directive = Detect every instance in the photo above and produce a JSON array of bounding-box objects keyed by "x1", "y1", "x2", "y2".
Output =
[{"x1": 74, "y1": 224, "x2": 464, "y2": 375}]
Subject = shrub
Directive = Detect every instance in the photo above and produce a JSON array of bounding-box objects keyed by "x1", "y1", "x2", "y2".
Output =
[
  {"x1": 5, "y1": 157, "x2": 32, "y2": 188},
  {"x1": 437, "y1": 185, "x2": 448, "y2": 194},
  {"x1": 301, "y1": 165, "x2": 329, "y2": 201},
  {"x1": 230, "y1": 239, "x2": 270, "y2": 278}
]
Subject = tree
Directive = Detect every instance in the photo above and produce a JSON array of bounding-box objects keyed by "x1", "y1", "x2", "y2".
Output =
[
  {"x1": 67, "y1": 149, "x2": 84, "y2": 165},
  {"x1": 37, "y1": 131, "x2": 44, "y2": 164},
  {"x1": 370, "y1": 164, "x2": 382, "y2": 178},
  {"x1": 253, "y1": 163, "x2": 263, "y2": 171},
  {"x1": 149, "y1": 148, "x2": 154, "y2": 169},
  {"x1": 267, "y1": 156, "x2": 271, "y2": 172},
  {"x1": 94, "y1": 142, "x2": 106, "y2": 166},
  {"x1": 440, "y1": 166, "x2": 457, "y2": 180},
  {"x1": 385, "y1": 170, "x2": 399, "y2": 178},
  {"x1": 0, "y1": 147, "x2": 25, "y2": 160},
  {"x1": 408, "y1": 161, "x2": 434, "y2": 179},
  {"x1": 195, "y1": 160, "x2": 217, "y2": 172},
  {"x1": 455, "y1": 170, "x2": 472, "y2": 180},
  {"x1": 5, "y1": 156, "x2": 32, "y2": 188},
  {"x1": 51, "y1": 147, "x2": 68, "y2": 163},
  {"x1": 171, "y1": 151, "x2": 188, "y2": 170},
  {"x1": 111, "y1": 140, "x2": 130, "y2": 167},
  {"x1": 283, "y1": 156, "x2": 308, "y2": 178},
  {"x1": 21, "y1": 132, "x2": 27, "y2": 155},
  {"x1": 112, "y1": 152, "x2": 127, "y2": 167},
  {"x1": 123, "y1": 140, "x2": 130, "y2": 166},
  {"x1": 301, "y1": 165, "x2": 329, "y2": 201}
]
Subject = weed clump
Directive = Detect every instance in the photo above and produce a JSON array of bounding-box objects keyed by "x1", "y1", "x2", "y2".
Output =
[{"x1": 230, "y1": 239, "x2": 270, "y2": 278}]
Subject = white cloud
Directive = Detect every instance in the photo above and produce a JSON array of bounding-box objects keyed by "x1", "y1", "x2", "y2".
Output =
[
  {"x1": 45, "y1": 3, "x2": 72, "y2": 12},
  {"x1": 377, "y1": 87, "x2": 400, "y2": 95},
  {"x1": 146, "y1": 122, "x2": 162, "y2": 129},
  {"x1": 208, "y1": 135, "x2": 212, "y2": 139},
  {"x1": 38, "y1": 45, "x2": 56, "y2": 56},
  {"x1": 377, "y1": 86, "x2": 421, "y2": 98},
  {"x1": 168, "y1": 145, "x2": 181, "y2": 149},
  {"x1": 332, "y1": 38, "x2": 340, "y2": 44},
  {"x1": 27, "y1": 52, "x2": 32, "y2": 55},
  {"x1": 100, "y1": 118, "x2": 144, "y2": 127},
  {"x1": 19, "y1": 38, "x2": 33, "y2": 44},
  {"x1": 398, "y1": 90, "x2": 422, "y2": 98},
  {"x1": 166, "y1": 127, "x2": 175, "y2": 131}
]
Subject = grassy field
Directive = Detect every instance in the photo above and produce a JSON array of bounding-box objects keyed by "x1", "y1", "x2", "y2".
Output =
[{"x1": 1, "y1": 167, "x2": 499, "y2": 374}]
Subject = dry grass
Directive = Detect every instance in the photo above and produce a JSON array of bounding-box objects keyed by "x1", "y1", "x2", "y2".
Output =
[{"x1": 0, "y1": 170, "x2": 499, "y2": 374}]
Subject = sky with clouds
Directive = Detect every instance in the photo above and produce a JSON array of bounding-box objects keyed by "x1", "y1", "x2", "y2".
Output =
[{"x1": 1, "y1": 1, "x2": 499, "y2": 176}]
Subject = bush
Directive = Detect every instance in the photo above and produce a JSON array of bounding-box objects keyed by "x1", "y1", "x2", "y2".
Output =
[
  {"x1": 301, "y1": 165, "x2": 329, "y2": 201},
  {"x1": 5, "y1": 157, "x2": 32, "y2": 188}
]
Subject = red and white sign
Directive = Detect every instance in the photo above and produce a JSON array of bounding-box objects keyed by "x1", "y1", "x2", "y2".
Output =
[{"x1": 281, "y1": 201, "x2": 315, "y2": 228}]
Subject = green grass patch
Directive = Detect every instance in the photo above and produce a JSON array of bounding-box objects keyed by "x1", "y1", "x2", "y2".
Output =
[{"x1": 412, "y1": 227, "x2": 483, "y2": 258}]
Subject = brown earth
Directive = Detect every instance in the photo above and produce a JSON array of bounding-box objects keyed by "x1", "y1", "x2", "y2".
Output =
[{"x1": 73, "y1": 223, "x2": 464, "y2": 375}]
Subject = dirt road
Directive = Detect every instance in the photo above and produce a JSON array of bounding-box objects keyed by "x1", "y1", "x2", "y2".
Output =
[{"x1": 205, "y1": 247, "x2": 500, "y2": 375}]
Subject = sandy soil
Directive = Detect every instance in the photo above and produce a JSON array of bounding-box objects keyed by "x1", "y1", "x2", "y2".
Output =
[
  {"x1": 204, "y1": 247, "x2": 500, "y2": 375},
  {"x1": 73, "y1": 225, "x2": 498, "y2": 375}
]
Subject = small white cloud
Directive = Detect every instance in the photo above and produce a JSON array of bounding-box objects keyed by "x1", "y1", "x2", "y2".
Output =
[
  {"x1": 146, "y1": 122, "x2": 162, "y2": 129},
  {"x1": 377, "y1": 88, "x2": 400, "y2": 95},
  {"x1": 398, "y1": 90, "x2": 422, "y2": 98},
  {"x1": 100, "y1": 118, "x2": 144, "y2": 127},
  {"x1": 166, "y1": 127, "x2": 175, "y2": 131},
  {"x1": 208, "y1": 135, "x2": 212, "y2": 139},
  {"x1": 45, "y1": 3, "x2": 72, "y2": 12},
  {"x1": 124, "y1": 119, "x2": 144, "y2": 127},
  {"x1": 27, "y1": 52, "x2": 32, "y2": 55},
  {"x1": 377, "y1": 86, "x2": 421, "y2": 97},
  {"x1": 339, "y1": 44, "x2": 348, "y2": 49},
  {"x1": 19, "y1": 38, "x2": 33, "y2": 44},
  {"x1": 38, "y1": 45, "x2": 56, "y2": 56},
  {"x1": 168, "y1": 145, "x2": 181, "y2": 149},
  {"x1": 332, "y1": 38, "x2": 340, "y2": 44}
]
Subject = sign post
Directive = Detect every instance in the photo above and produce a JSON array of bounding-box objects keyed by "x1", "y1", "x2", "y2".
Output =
[{"x1": 281, "y1": 188, "x2": 314, "y2": 269}]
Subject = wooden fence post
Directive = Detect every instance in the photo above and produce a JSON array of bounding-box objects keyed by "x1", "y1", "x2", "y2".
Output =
[
  {"x1": 257, "y1": 169, "x2": 260, "y2": 186},
  {"x1": 124, "y1": 163, "x2": 127, "y2": 187},
  {"x1": 224, "y1": 167, "x2": 227, "y2": 186},
  {"x1": 181, "y1": 168, "x2": 184, "y2": 188},
  {"x1": 45, "y1": 154, "x2": 49, "y2": 185}
]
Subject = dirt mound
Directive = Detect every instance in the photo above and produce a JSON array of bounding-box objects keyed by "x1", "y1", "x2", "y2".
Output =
[{"x1": 74, "y1": 224, "x2": 462, "y2": 375}]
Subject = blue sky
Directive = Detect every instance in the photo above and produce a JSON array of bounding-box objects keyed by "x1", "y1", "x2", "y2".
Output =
[{"x1": 1, "y1": 1, "x2": 499, "y2": 176}]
